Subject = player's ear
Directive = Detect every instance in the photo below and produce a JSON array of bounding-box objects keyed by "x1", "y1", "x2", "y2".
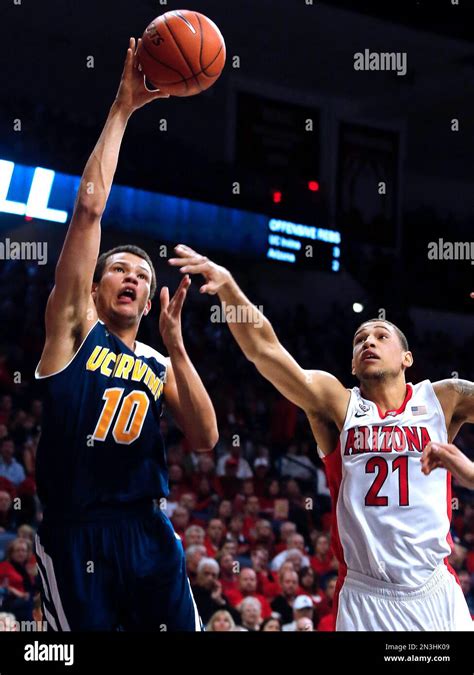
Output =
[
  {"x1": 403, "y1": 351, "x2": 413, "y2": 369},
  {"x1": 143, "y1": 298, "x2": 152, "y2": 316},
  {"x1": 351, "y1": 359, "x2": 355, "y2": 376},
  {"x1": 91, "y1": 282, "x2": 98, "y2": 301}
]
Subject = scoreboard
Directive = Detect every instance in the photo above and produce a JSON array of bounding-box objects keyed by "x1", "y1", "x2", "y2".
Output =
[{"x1": 0, "y1": 158, "x2": 341, "y2": 273}]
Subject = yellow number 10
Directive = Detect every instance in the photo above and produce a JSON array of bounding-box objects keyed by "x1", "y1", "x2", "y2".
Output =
[{"x1": 93, "y1": 388, "x2": 150, "y2": 445}]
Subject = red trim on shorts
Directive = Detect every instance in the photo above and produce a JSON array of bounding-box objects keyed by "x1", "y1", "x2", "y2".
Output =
[
  {"x1": 374, "y1": 383, "x2": 413, "y2": 419},
  {"x1": 444, "y1": 470, "x2": 461, "y2": 586},
  {"x1": 322, "y1": 441, "x2": 347, "y2": 627}
]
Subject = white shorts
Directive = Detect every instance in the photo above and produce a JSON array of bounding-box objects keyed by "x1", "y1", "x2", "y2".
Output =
[{"x1": 336, "y1": 564, "x2": 474, "y2": 631}]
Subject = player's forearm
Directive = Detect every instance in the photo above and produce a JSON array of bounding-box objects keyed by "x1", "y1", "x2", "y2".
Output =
[
  {"x1": 74, "y1": 101, "x2": 131, "y2": 217},
  {"x1": 168, "y1": 344, "x2": 218, "y2": 451},
  {"x1": 217, "y1": 276, "x2": 278, "y2": 362}
]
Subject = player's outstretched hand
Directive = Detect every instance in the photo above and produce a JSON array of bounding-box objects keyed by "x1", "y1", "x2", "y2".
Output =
[
  {"x1": 168, "y1": 244, "x2": 232, "y2": 295},
  {"x1": 115, "y1": 37, "x2": 170, "y2": 114},
  {"x1": 159, "y1": 274, "x2": 191, "y2": 348},
  {"x1": 421, "y1": 441, "x2": 474, "y2": 489}
]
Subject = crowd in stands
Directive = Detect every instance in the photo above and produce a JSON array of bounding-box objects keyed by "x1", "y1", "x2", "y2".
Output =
[{"x1": 0, "y1": 258, "x2": 473, "y2": 630}]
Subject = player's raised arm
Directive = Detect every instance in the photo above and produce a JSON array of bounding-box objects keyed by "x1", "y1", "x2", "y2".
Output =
[
  {"x1": 168, "y1": 245, "x2": 349, "y2": 425},
  {"x1": 45, "y1": 38, "x2": 169, "y2": 340}
]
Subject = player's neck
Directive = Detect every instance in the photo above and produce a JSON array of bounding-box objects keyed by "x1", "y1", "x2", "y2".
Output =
[
  {"x1": 103, "y1": 319, "x2": 138, "y2": 353},
  {"x1": 359, "y1": 377, "x2": 408, "y2": 416}
]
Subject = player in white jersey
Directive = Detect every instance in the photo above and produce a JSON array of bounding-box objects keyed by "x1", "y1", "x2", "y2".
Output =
[{"x1": 168, "y1": 245, "x2": 474, "y2": 631}]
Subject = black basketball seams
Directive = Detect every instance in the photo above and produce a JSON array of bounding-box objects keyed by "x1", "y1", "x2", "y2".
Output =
[
  {"x1": 163, "y1": 14, "x2": 202, "y2": 93},
  {"x1": 141, "y1": 40, "x2": 187, "y2": 82}
]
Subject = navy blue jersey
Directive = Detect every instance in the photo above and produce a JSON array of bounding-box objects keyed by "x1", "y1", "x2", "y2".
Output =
[{"x1": 35, "y1": 320, "x2": 169, "y2": 517}]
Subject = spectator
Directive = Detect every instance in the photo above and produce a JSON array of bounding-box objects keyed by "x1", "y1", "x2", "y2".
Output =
[
  {"x1": 206, "y1": 609, "x2": 236, "y2": 632},
  {"x1": 216, "y1": 499, "x2": 233, "y2": 526},
  {"x1": 0, "y1": 490, "x2": 16, "y2": 533},
  {"x1": 0, "y1": 538, "x2": 37, "y2": 621},
  {"x1": 310, "y1": 533, "x2": 337, "y2": 577},
  {"x1": 184, "y1": 525, "x2": 206, "y2": 549},
  {"x1": 282, "y1": 594, "x2": 314, "y2": 631},
  {"x1": 298, "y1": 566, "x2": 323, "y2": 610},
  {"x1": 260, "y1": 478, "x2": 282, "y2": 518},
  {"x1": 205, "y1": 519, "x2": 226, "y2": 557},
  {"x1": 224, "y1": 567, "x2": 272, "y2": 618},
  {"x1": 242, "y1": 496, "x2": 262, "y2": 542},
  {"x1": 317, "y1": 573, "x2": 338, "y2": 621},
  {"x1": 271, "y1": 569, "x2": 299, "y2": 624},
  {"x1": 191, "y1": 558, "x2": 237, "y2": 625},
  {"x1": 217, "y1": 446, "x2": 253, "y2": 480},
  {"x1": 171, "y1": 506, "x2": 190, "y2": 539},
  {"x1": 261, "y1": 616, "x2": 282, "y2": 631},
  {"x1": 274, "y1": 521, "x2": 297, "y2": 555},
  {"x1": 271, "y1": 534, "x2": 310, "y2": 571},
  {"x1": 185, "y1": 544, "x2": 206, "y2": 585},
  {"x1": 216, "y1": 458, "x2": 242, "y2": 500},
  {"x1": 295, "y1": 616, "x2": 314, "y2": 631},
  {"x1": 239, "y1": 596, "x2": 262, "y2": 632},
  {"x1": 217, "y1": 551, "x2": 238, "y2": 595},
  {"x1": 225, "y1": 514, "x2": 250, "y2": 557},
  {"x1": 253, "y1": 458, "x2": 271, "y2": 497},
  {"x1": 252, "y1": 519, "x2": 275, "y2": 553},
  {"x1": 458, "y1": 570, "x2": 474, "y2": 616},
  {"x1": 251, "y1": 547, "x2": 280, "y2": 600},
  {"x1": 0, "y1": 438, "x2": 25, "y2": 487}
]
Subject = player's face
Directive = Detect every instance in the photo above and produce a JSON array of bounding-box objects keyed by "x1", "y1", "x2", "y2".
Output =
[
  {"x1": 94, "y1": 253, "x2": 153, "y2": 324},
  {"x1": 351, "y1": 322, "x2": 412, "y2": 381}
]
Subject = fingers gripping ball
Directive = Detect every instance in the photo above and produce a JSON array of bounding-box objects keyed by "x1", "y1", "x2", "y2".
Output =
[{"x1": 137, "y1": 10, "x2": 226, "y2": 97}]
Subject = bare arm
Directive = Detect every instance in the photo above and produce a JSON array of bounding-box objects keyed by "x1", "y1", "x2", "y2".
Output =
[
  {"x1": 421, "y1": 441, "x2": 474, "y2": 489},
  {"x1": 168, "y1": 245, "x2": 349, "y2": 425},
  {"x1": 160, "y1": 275, "x2": 218, "y2": 451}
]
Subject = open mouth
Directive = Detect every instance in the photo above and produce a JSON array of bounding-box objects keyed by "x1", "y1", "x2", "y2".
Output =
[
  {"x1": 117, "y1": 288, "x2": 137, "y2": 304},
  {"x1": 362, "y1": 351, "x2": 380, "y2": 362}
]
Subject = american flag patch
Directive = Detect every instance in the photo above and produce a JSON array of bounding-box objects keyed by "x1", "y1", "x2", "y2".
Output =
[{"x1": 411, "y1": 405, "x2": 427, "y2": 415}]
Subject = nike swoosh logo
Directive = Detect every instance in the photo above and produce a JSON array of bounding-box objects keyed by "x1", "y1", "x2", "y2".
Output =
[{"x1": 354, "y1": 412, "x2": 368, "y2": 417}]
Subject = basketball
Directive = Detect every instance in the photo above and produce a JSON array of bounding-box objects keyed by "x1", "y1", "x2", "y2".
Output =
[{"x1": 137, "y1": 10, "x2": 226, "y2": 97}]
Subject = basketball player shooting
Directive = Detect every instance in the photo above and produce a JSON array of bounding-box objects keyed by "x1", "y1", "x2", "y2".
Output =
[
  {"x1": 169, "y1": 245, "x2": 474, "y2": 631},
  {"x1": 33, "y1": 41, "x2": 217, "y2": 631}
]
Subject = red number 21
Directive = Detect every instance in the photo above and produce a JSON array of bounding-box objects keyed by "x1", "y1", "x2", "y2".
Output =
[{"x1": 365, "y1": 456, "x2": 409, "y2": 506}]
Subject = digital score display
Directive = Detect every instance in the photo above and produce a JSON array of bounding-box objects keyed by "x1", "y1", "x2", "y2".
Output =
[{"x1": 0, "y1": 159, "x2": 341, "y2": 273}]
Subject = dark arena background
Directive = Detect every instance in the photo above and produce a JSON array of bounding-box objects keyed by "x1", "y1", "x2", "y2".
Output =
[{"x1": 0, "y1": 0, "x2": 473, "y2": 670}]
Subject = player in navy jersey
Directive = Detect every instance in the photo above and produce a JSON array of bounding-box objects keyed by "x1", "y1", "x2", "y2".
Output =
[{"x1": 33, "y1": 38, "x2": 218, "y2": 631}]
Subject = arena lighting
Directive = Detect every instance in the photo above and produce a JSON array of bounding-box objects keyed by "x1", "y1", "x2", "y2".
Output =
[
  {"x1": 0, "y1": 160, "x2": 68, "y2": 223},
  {"x1": 353, "y1": 302, "x2": 364, "y2": 313},
  {"x1": 308, "y1": 180, "x2": 320, "y2": 192},
  {"x1": 272, "y1": 190, "x2": 282, "y2": 204}
]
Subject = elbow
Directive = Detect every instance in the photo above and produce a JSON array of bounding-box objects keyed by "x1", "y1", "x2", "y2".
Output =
[
  {"x1": 74, "y1": 199, "x2": 104, "y2": 221},
  {"x1": 194, "y1": 427, "x2": 219, "y2": 453}
]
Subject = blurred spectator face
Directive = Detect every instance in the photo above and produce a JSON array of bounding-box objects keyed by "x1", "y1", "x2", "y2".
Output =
[
  {"x1": 197, "y1": 563, "x2": 219, "y2": 591},
  {"x1": 262, "y1": 618, "x2": 281, "y2": 631},
  {"x1": 186, "y1": 546, "x2": 206, "y2": 574},
  {"x1": 17, "y1": 525, "x2": 34, "y2": 543},
  {"x1": 168, "y1": 465, "x2": 184, "y2": 483},
  {"x1": 241, "y1": 599, "x2": 261, "y2": 629},
  {"x1": 0, "y1": 424, "x2": 7, "y2": 440},
  {"x1": 255, "y1": 519, "x2": 273, "y2": 541},
  {"x1": 246, "y1": 496, "x2": 260, "y2": 516},
  {"x1": 180, "y1": 493, "x2": 196, "y2": 511},
  {"x1": 219, "y1": 553, "x2": 235, "y2": 575},
  {"x1": 268, "y1": 479, "x2": 280, "y2": 497},
  {"x1": 217, "y1": 500, "x2": 232, "y2": 520},
  {"x1": 185, "y1": 526, "x2": 205, "y2": 547},
  {"x1": 288, "y1": 534, "x2": 305, "y2": 553},
  {"x1": 296, "y1": 617, "x2": 313, "y2": 631},
  {"x1": 221, "y1": 541, "x2": 238, "y2": 557},
  {"x1": 207, "y1": 519, "x2": 225, "y2": 544},
  {"x1": 315, "y1": 534, "x2": 330, "y2": 556},
  {"x1": 251, "y1": 548, "x2": 266, "y2": 572},
  {"x1": 9, "y1": 539, "x2": 29, "y2": 565},
  {"x1": 229, "y1": 515, "x2": 243, "y2": 534},
  {"x1": 172, "y1": 506, "x2": 190, "y2": 531},
  {"x1": 286, "y1": 550, "x2": 303, "y2": 572},
  {"x1": 300, "y1": 567, "x2": 315, "y2": 591},
  {"x1": 0, "y1": 440, "x2": 15, "y2": 462},
  {"x1": 448, "y1": 543, "x2": 467, "y2": 571},
  {"x1": 280, "y1": 521, "x2": 297, "y2": 542},
  {"x1": 281, "y1": 571, "x2": 298, "y2": 598},
  {"x1": 279, "y1": 560, "x2": 296, "y2": 577},
  {"x1": 458, "y1": 571, "x2": 472, "y2": 596},
  {"x1": 0, "y1": 396, "x2": 12, "y2": 412},
  {"x1": 325, "y1": 577, "x2": 337, "y2": 601},
  {"x1": 242, "y1": 480, "x2": 255, "y2": 497},
  {"x1": 198, "y1": 477, "x2": 211, "y2": 496},
  {"x1": 198, "y1": 455, "x2": 215, "y2": 474},
  {"x1": 211, "y1": 611, "x2": 233, "y2": 632},
  {"x1": 0, "y1": 491, "x2": 11, "y2": 512},
  {"x1": 239, "y1": 568, "x2": 257, "y2": 594}
]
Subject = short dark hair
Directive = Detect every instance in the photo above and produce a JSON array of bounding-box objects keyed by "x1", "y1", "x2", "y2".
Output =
[
  {"x1": 354, "y1": 319, "x2": 409, "y2": 351},
  {"x1": 93, "y1": 245, "x2": 157, "y2": 300}
]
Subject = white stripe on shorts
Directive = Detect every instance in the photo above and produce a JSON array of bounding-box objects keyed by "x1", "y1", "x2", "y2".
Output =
[{"x1": 35, "y1": 534, "x2": 71, "y2": 631}]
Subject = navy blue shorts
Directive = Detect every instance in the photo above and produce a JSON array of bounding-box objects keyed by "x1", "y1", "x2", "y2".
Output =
[{"x1": 34, "y1": 503, "x2": 202, "y2": 631}]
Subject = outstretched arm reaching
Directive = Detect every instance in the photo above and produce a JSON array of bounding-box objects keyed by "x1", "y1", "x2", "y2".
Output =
[
  {"x1": 168, "y1": 245, "x2": 350, "y2": 431},
  {"x1": 421, "y1": 442, "x2": 474, "y2": 489}
]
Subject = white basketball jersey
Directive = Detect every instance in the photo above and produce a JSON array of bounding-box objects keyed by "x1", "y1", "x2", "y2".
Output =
[{"x1": 324, "y1": 380, "x2": 453, "y2": 587}]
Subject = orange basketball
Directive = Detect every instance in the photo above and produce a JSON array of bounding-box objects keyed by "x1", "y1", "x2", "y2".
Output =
[{"x1": 137, "y1": 9, "x2": 226, "y2": 97}]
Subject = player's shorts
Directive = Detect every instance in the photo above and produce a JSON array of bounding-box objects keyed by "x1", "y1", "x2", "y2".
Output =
[
  {"x1": 336, "y1": 564, "x2": 474, "y2": 631},
  {"x1": 34, "y1": 501, "x2": 202, "y2": 631}
]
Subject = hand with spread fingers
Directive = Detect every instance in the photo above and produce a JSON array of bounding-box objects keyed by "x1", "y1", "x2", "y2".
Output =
[
  {"x1": 159, "y1": 274, "x2": 191, "y2": 350},
  {"x1": 168, "y1": 244, "x2": 232, "y2": 295}
]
